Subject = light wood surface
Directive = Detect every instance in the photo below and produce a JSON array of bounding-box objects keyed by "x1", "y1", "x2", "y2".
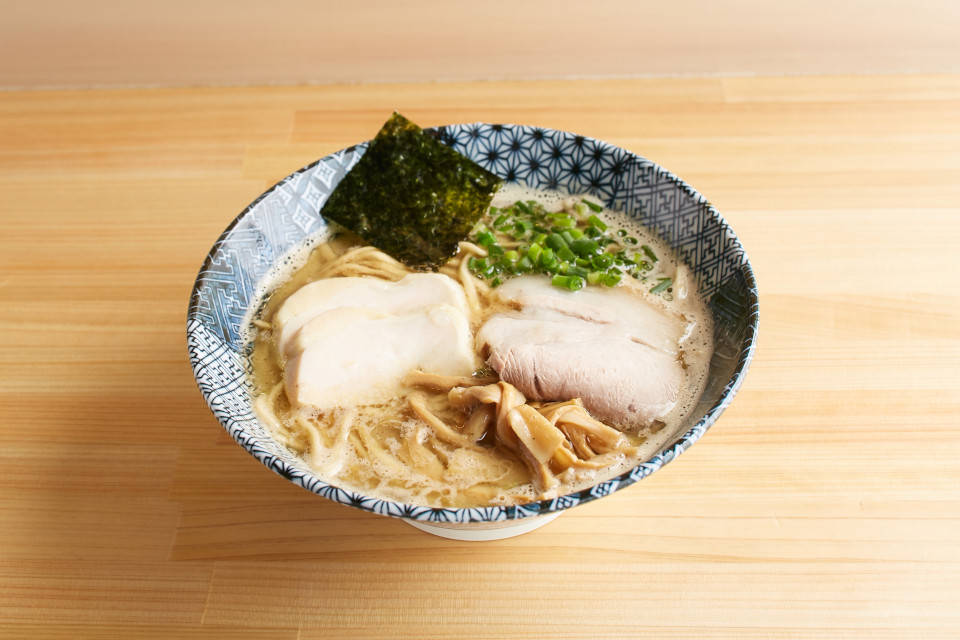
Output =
[
  {"x1": 1, "y1": 74, "x2": 959, "y2": 638},
  {"x1": 3, "y1": 0, "x2": 960, "y2": 88}
]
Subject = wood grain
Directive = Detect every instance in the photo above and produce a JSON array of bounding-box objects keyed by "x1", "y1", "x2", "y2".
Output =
[
  {"x1": 1, "y1": 75, "x2": 959, "y2": 638},
  {"x1": 2, "y1": 1, "x2": 959, "y2": 88}
]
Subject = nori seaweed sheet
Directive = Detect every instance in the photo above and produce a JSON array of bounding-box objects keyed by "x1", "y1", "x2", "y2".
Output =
[{"x1": 320, "y1": 113, "x2": 503, "y2": 269}]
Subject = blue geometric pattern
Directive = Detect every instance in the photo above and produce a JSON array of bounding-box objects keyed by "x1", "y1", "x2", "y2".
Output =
[{"x1": 187, "y1": 123, "x2": 759, "y2": 523}]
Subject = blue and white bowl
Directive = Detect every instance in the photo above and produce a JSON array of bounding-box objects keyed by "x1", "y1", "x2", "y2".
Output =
[{"x1": 187, "y1": 123, "x2": 759, "y2": 540}]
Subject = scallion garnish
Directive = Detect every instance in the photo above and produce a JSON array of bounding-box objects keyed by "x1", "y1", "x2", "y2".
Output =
[
  {"x1": 557, "y1": 246, "x2": 577, "y2": 264},
  {"x1": 582, "y1": 199, "x2": 604, "y2": 213},
  {"x1": 549, "y1": 213, "x2": 576, "y2": 229},
  {"x1": 586, "y1": 214, "x2": 607, "y2": 231},
  {"x1": 514, "y1": 219, "x2": 533, "y2": 234},
  {"x1": 545, "y1": 233, "x2": 567, "y2": 251},
  {"x1": 592, "y1": 253, "x2": 614, "y2": 270},
  {"x1": 468, "y1": 196, "x2": 672, "y2": 293},
  {"x1": 514, "y1": 200, "x2": 532, "y2": 216},
  {"x1": 476, "y1": 230, "x2": 496, "y2": 247},
  {"x1": 552, "y1": 274, "x2": 585, "y2": 291},
  {"x1": 600, "y1": 272, "x2": 621, "y2": 287},
  {"x1": 570, "y1": 238, "x2": 599, "y2": 257},
  {"x1": 650, "y1": 278, "x2": 672, "y2": 294}
]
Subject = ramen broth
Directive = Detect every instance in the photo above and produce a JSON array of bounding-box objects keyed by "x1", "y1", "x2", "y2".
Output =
[{"x1": 248, "y1": 185, "x2": 713, "y2": 508}]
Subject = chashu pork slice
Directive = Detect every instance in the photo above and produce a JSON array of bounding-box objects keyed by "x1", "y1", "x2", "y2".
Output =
[
  {"x1": 478, "y1": 309, "x2": 683, "y2": 428},
  {"x1": 286, "y1": 304, "x2": 476, "y2": 411},
  {"x1": 477, "y1": 274, "x2": 694, "y2": 428},
  {"x1": 273, "y1": 273, "x2": 469, "y2": 356},
  {"x1": 491, "y1": 275, "x2": 689, "y2": 355}
]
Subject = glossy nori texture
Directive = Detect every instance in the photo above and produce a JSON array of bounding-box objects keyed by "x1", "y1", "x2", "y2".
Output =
[{"x1": 320, "y1": 113, "x2": 503, "y2": 269}]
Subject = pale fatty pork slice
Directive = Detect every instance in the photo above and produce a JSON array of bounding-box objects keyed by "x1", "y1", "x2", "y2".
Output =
[{"x1": 477, "y1": 276, "x2": 691, "y2": 429}]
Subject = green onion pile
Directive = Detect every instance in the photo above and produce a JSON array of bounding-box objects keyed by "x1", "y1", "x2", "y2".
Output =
[{"x1": 467, "y1": 197, "x2": 672, "y2": 295}]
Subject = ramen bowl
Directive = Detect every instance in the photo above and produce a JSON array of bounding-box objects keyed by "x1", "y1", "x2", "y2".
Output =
[{"x1": 187, "y1": 123, "x2": 758, "y2": 541}]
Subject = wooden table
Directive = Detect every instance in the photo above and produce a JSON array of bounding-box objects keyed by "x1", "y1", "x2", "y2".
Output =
[{"x1": 2, "y1": 74, "x2": 958, "y2": 638}]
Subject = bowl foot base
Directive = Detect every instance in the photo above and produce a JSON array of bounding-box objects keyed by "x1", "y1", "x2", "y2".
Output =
[{"x1": 403, "y1": 511, "x2": 562, "y2": 541}]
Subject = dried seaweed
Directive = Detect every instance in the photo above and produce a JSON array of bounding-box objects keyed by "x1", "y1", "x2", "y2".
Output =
[{"x1": 320, "y1": 113, "x2": 503, "y2": 269}]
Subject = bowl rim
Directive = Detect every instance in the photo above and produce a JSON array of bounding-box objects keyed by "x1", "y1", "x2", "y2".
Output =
[{"x1": 187, "y1": 121, "x2": 759, "y2": 523}]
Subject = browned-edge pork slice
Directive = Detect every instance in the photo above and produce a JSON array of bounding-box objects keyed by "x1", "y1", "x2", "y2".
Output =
[{"x1": 477, "y1": 308, "x2": 683, "y2": 429}]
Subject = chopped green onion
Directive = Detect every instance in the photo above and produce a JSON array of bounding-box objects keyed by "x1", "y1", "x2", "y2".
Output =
[
  {"x1": 545, "y1": 233, "x2": 567, "y2": 251},
  {"x1": 557, "y1": 247, "x2": 577, "y2": 263},
  {"x1": 599, "y1": 272, "x2": 621, "y2": 287},
  {"x1": 650, "y1": 278, "x2": 672, "y2": 294},
  {"x1": 582, "y1": 199, "x2": 603, "y2": 213},
  {"x1": 470, "y1": 194, "x2": 665, "y2": 293},
  {"x1": 570, "y1": 239, "x2": 599, "y2": 257},
  {"x1": 564, "y1": 264, "x2": 589, "y2": 278},
  {"x1": 586, "y1": 214, "x2": 607, "y2": 231},
  {"x1": 592, "y1": 253, "x2": 614, "y2": 269},
  {"x1": 476, "y1": 231, "x2": 496, "y2": 247},
  {"x1": 552, "y1": 274, "x2": 585, "y2": 291},
  {"x1": 514, "y1": 219, "x2": 534, "y2": 234}
]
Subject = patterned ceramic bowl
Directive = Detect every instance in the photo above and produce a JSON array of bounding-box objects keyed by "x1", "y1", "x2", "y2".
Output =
[{"x1": 187, "y1": 123, "x2": 759, "y2": 540}]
